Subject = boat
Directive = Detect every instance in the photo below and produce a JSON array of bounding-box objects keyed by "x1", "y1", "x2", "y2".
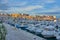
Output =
[
  {"x1": 33, "y1": 24, "x2": 43, "y2": 34},
  {"x1": 26, "y1": 24, "x2": 36, "y2": 32},
  {"x1": 34, "y1": 28, "x2": 43, "y2": 34},
  {"x1": 15, "y1": 23, "x2": 28, "y2": 28},
  {"x1": 55, "y1": 25, "x2": 60, "y2": 40},
  {"x1": 55, "y1": 31, "x2": 60, "y2": 40},
  {"x1": 41, "y1": 25, "x2": 56, "y2": 38}
]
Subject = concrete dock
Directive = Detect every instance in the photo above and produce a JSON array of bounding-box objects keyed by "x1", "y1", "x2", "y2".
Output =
[{"x1": 3, "y1": 23, "x2": 46, "y2": 40}]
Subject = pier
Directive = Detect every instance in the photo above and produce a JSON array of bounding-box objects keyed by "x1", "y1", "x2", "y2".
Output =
[{"x1": 3, "y1": 23, "x2": 46, "y2": 40}]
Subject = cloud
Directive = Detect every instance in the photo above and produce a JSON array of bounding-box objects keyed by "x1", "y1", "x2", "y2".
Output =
[
  {"x1": 39, "y1": 7, "x2": 60, "y2": 13},
  {"x1": 4, "y1": 5, "x2": 60, "y2": 14},
  {"x1": 45, "y1": 0, "x2": 55, "y2": 3},
  {"x1": 0, "y1": 0, "x2": 9, "y2": 10},
  {"x1": 8, "y1": 5, "x2": 43, "y2": 12},
  {"x1": 3, "y1": 5, "x2": 44, "y2": 13},
  {"x1": 1, "y1": 0, "x2": 8, "y2": 4},
  {"x1": 0, "y1": 0, "x2": 58, "y2": 14},
  {"x1": 39, "y1": 0, "x2": 56, "y2": 5},
  {"x1": 0, "y1": 4, "x2": 9, "y2": 10},
  {"x1": 7, "y1": 1, "x2": 27, "y2": 7},
  {"x1": 20, "y1": 5, "x2": 43, "y2": 11}
]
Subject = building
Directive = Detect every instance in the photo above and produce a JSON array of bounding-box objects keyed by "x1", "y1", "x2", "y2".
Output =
[{"x1": 10, "y1": 13, "x2": 56, "y2": 21}]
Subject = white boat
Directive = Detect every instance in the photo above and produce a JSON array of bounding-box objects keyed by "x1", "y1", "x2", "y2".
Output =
[
  {"x1": 55, "y1": 32, "x2": 60, "y2": 40},
  {"x1": 55, "y1": 26, "x2": 60, "y2": 40},
  {"x1": 33, "y1": 24, "x2": 43, "y2": 34},
  {"x1": 34, "y1": 28, "x2": 43, "y2": 34},
  {"x1": 26, "y1": 23, "x2": 43, "y2": 34},
  {"x1": 26, "y1": 24, "x2": 36, "y2": 32},
  {"x1": 41, "y1": 25, "x2": 56, "y2": 38}
]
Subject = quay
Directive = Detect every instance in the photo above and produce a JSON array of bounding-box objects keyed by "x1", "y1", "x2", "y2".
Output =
[{"x1": 3, "y1": 23, "x2": 46, "y2": 40}]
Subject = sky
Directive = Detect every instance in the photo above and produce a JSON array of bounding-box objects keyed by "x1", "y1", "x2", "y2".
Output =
[{"x1": 0, "y1": 0, "x2": 60, "y2": 16}]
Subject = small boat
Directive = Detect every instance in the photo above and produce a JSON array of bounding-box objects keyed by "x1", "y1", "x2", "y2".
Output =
[{"x1": 15, "y1": 23, "x2": 28, "y2": 28}]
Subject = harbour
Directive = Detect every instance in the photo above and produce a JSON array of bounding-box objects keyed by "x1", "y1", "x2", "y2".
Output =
[
  {"x1": 0, "y1": 13, "x2": 60, "y2": 40},
  {"x1": 3, "y1": 23, "x2": 46, "y2": 40},
  {"x1": 0, "y1": 0, "x2": 60, "y2": 40}
]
